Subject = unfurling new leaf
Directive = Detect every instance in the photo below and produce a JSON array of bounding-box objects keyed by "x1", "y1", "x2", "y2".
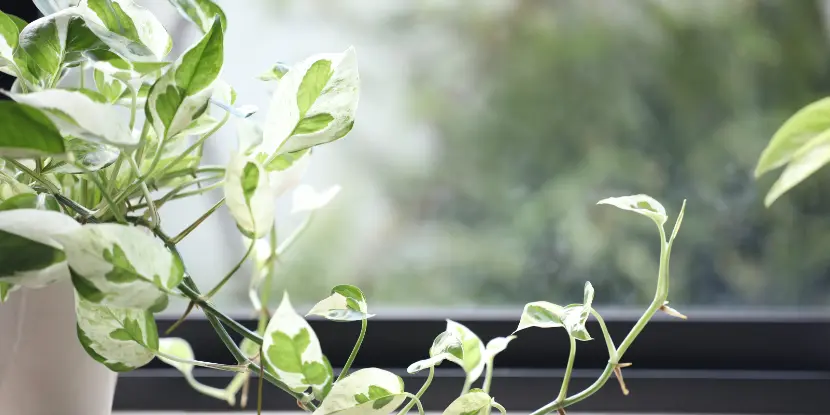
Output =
[
  {"x1": 516, "y1": 281, "x2": 595, "y2": 341},
  {"x1": 224, "y1": 154, "x2": 274, "y2": 238},
  {"x1": 307, "y1": 284, "x2": 374, "y2": 322}
]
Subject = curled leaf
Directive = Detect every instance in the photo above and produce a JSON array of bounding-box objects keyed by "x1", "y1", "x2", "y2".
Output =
[
  {"x1": 307, "y1": 284, "x2": 373, "y2": 322},
  {"x1": 597, "y1": 194, "x2": 667, "y2": 226},
  {"x1": 516, "y1": 282, "x2": 594, "y2": 341},
  {"x1": 292, "y1": 184, "x2": 341, "y2": 214}
]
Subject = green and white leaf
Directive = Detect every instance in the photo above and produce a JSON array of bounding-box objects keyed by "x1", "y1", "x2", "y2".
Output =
[
  {"x1": 515, "y1": 282, "x2": 594, "y2": 341},
  {"x1": 157, "y1": 337, "x2": 235, "y2": 404},
  {"x1": 756, "y1": 97, "x2": 830, "y2": 178},
  {"x1": 597, "y1": 194, "x2": 667, "y2": 226},
  {"x1": 261, "y1": 46, "x2": 359, "y2": 158},
  {"x1": 33, "y1": 0, "x2": 81, "y2": 15},
  {"x1": 307, "y1": 284, "x2": 373, "y2": 322},
  {"x1": 0, "y1": 209, "x2": 79, "y2": 288},
  {"x1": 0, "y1": 173, "x2": 34, "y2": 201},
  {"x1": 0, "y1": 282, "x2": 16, "y2": 303},
  {"x1": 17, "y1": 9, "x2": 105, "y2": 86},
  {"x1": 263, "y1": 292, "x2": 331, "y2": 395},
  {"x1": 764, "y1": 129, "x2": 830, "y2": 206},
  {"x1": 407, "y1": 329, "x2": 464, "y2": 374},
  {"x1": 0, "y1": 10, "x2": 19, "y2": 69},
  {"x1": 446, "y1": 319, "x2": 486, "y2": 384},
  {"x1": 145, "y1": 17, "x2": 223, "y2": 140},
  {"x1": 54, "y1": 137, "x2": 120, "y2": 173},
  {"x1": 485, "y1": 335, "x2": 516, "y2": 360},
  {"x1": 55, "y1": 223, "x2": 183, "y2": 310},
  {"x1": 8, "y1": 89, "x2": 136, "y2": 147},
  {"x1": 0, "y1": 194, "x2": 38, "y2": 211},
  {"x1": 292, "y1": 184, "x2": 341, "y2": 214},
  {"x1": 267, "y1": 149, "x2": 310, "y2": 197},
  {"x1": 313, "y1": 368, "x2": 405, "y2": 415},
  {"x1": 75, "y1": 294, "x2": 157, "y2": 372},
  {"x1": 224, "y1": 154, "x2": 274, "y2": 238},
  {"x1": 168, "y1": 0, "x2": 227, "y2": 33},
  {"x1": 442, "y1": 391, "x2": 493, "y2": 415},
  {"x1": 257, "y1": 62, "x2": 289, "y2": 81},
  {"x1": 0, "y1": 101, "x2": 66, "y2": 157},
  {"x1": 94, "y1": 67, "x2": 125, "y2": 102},
  {"x1": 79, "y1": 0, "x2": 172, "y2": 61}
]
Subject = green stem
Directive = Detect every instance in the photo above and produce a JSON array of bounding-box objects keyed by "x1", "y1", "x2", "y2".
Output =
[
  {"x1": 529, "y1": 224, "x2": 671, "y2": 415},
  {"x1": 178, "y1": 283, "x2": 262, "y2": 344},
  {"x1": 277, "y1": 212, "x2": 314, "y2": 255},
  {"x1": 482, "y1": 357, "x2": 495, "y2": 395},
  {"x1": 6, "y1": 159, "x2": 59, "y2": 193},
  {"x1": 204, "y1": 236, "x2": 254, "y2": 298},
  {"x1": 128, "y1": 87, "x2": 137, "y2": 130},
  {"x1": 590, "y1": 308, "x2": 616, "y2": 362},
  {"x1": 337, "y1": 318, "x2": 367, "y2": 382},
  {"x1": 127, "y1": 156, "x2": 159, "y2": 228},
  {"x1": 86, "y1": 171, "x2": 126, "y2": 223},
  {"x1": 491, "y1": 401, "x2": 507, "y2": 415},
  {"x1": 557, "y1": 335, "x2": 576, "y2": 402},
  {"x1": 170, "y1": 197, "x2": 225, "y2": 244},
  {"x1": 398, "y1": 366, "x2": 433, "y2": 415},
  {"x1": 402, "y1": 393, "x2": 424, "y2": 415},
  {"x1": 129, "y1": 177, "x2": 223, "y2": 211}
]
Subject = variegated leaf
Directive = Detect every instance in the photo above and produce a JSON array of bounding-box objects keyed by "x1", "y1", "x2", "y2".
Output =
[
  {"x1": 446, "y1": 320, "x2": 486, "y2": 384},
  {"x1": 260, "y1": 46, "x2": 359, "y2": 159},
  {"x1": 263, "y1": 292, "x2": 332, "y2": 396},
  {"x1": 33, "y1": 0, "x2": 81, "y2": 15},
  {"x1": 79, "y1": 0, "x2": 172, "y2": 62},
  {"x1": 307, "y1": 284, "x2": 373, "y2": 322},
  {"x1": 55, "y1": 223, "x2": 183, "y2": 311},
  {"x1": 485, "y1": 335, "x2": 516, "y2": 360},
  {"x1": 516, "y1": 282, "x2": 594, "y2": 341},
  {"x1": 0, "y1": 282, "x2": 16, "y2": 303},
  {"x1": 0, "y1": 209, "x2": 80, "y2": 288},
  {"x1": 54, "y1": 137, "x2": 120, "y2": 173},
  {"x1": 75, "y1": 293, "x2": 157, "y2": 371},
  {"x1": 158, "y1": 337, "x2": 235, "y2": 404},
  {"x1": 224, "y1": 153, "x2": 274, "y2": 238},
  {"x1": 0, "y1": 101, "x2": 66, "y2": 158},
  {"x1": 442, "y1": 391, "x2": 492, "y2": 415},
  {"x1": 313, "y1": 368, "x2": 406, "y2": 415},
  {"x1": 17, "y1": 8, "x2": 104, "y2": 87},
  {"x1": 168, "y1": 0, "x2": 227, "y2": 33},
  {"x1": 407, "y1": 329, "x2": 464, "y2": 374},
  {"x1": 0, "y1": 10, "x2": 19, "y2": 69},
  {"x1": 8, "y1": 89, "x2": 136, "y2": 147},
  {"x1": 145, "y1": 17, "x2": 223, "y2": 140},
  {"x1": 597, "y1": 194, "x2": 667, "y2": 226}
]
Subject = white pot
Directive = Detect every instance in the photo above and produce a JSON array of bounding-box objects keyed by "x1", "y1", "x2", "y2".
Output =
[{"x1": 0, "y1": 280, "x2": 118, "y2": 415}]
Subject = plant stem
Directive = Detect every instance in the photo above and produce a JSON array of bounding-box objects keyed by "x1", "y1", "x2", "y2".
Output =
[
  {"x1": 556, "y1": 335, "x2": 577, "y2": 402},
  {"x1": 529, "y1": 224, "x2": 672, "y2": 415},
  {"x1": 86, "y1": 171, "x2": 126, "y2": 223},
  {"x1": 491, "y1": 401, "x2": 508, "y2": 415},
  {"x1": 178, "y1": 283, "x2": 262, "y2": 344},
  {"x1": 6, "y1": 159, "x2": 59, "y2": 193},
  {"x1": 129, "y1": 87, "x2": 138, "y2": 130},
  {"x1": 590, "y1": 308, "x2": 616, "y2": 362},
  {"x1": 483, "y1": 357, "x2": 495, "y2": 394},
  {"x1": 337, "y1": 318, "x2": 367, "y2": 382},
  {"x1": 398, "y1": 366, "x2": 433, "y2": 415},
  {"x1": 127, "y1": 156, "x2": 159, "y2": 228},
  {"x1": 402, "y1": 393, "x2": 424, "y2": 415},
  {"x1": 205, "y1": 237, "x2": 254, "y2": 298},
  {"x1": 170, "y1": 197, "x2": 225, "y2": 243}
]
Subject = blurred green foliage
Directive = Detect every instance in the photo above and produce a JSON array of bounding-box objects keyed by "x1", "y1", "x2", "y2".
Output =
[{"x1": 273, "y1": 0, "x2": 830, "y2": 308}]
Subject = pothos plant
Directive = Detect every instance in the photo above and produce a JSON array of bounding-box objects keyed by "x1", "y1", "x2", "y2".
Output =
[{"x1": 0, "y1": 1, "x2": 689, "y2": 414}]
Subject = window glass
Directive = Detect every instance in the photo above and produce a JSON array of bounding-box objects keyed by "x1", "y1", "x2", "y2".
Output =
[{"x1": 160, "y1": 0, "x2": 830, "y2": 313}]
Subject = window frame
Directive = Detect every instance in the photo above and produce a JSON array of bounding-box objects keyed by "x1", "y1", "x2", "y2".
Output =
[{"x1": 117, "y1": 310, "x2": 830, "y2": 413}]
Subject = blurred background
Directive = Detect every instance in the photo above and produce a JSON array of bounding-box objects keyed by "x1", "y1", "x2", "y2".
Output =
[{"x1": 81, "y1": 0, "x2": 830, "y2": 313}]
